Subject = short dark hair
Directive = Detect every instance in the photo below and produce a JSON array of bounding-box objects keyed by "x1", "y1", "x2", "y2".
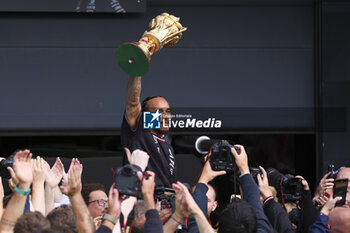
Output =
[
  {"x1": 14, "y1": 211, "x2": 51, "y2": 233},
  {"x1": 218, "y1": 198, "x2": 257, "y2": 233},
  {"x1": 141, "y1": 96, "x2": 164, "y2": 112},
  {"x1": 81, "y1": 183, "x2": 106, "y2": 205},
  {"x1": 46, "y1": 205, "x2": 78, "y2": 233}
]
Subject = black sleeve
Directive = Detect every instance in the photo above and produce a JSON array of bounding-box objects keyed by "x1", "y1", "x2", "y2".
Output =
[
  {"x1": 145, "y1": 209, "x2": 163, "y2": 233},
  {"x1": 264, "y1": 198, "x2": 296, "y2": 233},
  {"x1": 187, "y1": 183, "x2": 209, "y2": 233},
  {"x1": 95, "y1": 225, "x2": 112, "y2": 233},
  {"x1": 300, "y1": 190, "x2": 318, "y2": 233},
  {"x1": 239, "y1": 174, "x2": 274, "y2": 233}
]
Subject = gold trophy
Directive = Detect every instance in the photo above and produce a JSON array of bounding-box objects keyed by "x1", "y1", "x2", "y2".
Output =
[{"x1": 116, "y1": 13, "x2": 187, "y2": 76}]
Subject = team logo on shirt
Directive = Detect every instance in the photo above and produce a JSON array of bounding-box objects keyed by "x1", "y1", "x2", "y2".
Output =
[{"x1": 143, "y1": 110, "x2": 161, "y2": 129}]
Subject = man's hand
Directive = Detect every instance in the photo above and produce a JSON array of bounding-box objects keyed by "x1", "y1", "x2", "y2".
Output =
[
  {"x1": 231, "y1": 145, "x2": 250, "y2": 175},
  {"x1": 60, "y1": 158, "x2": 83, "y2": 197},
  {"x1": 124, "y1": 148, "x2": 149, "y2": 172},
  {"x1": 141, "y1": 171, "x2": 156, "y2": 210},
  {"x1": 107, "y1": 184, "x2": 122, "y2": 220},
  {"x1": 172, "y1": 181, "x2": 201, "y2": 219},
  {"x1": 12, "y1": 150, "x2": 33, "y2": 186},
  {"x1": 320, "y1": 196, "x2": 342, "y2": 216},
  {"x1": 295, "y1": 175, "x2": 310, "y2": 191},
  {"x1": 319, "y1": 172, "x2": 334, "y2": 195},
  {"x1": 257, "y1": 166, "x2": 273, "y2": 200},
  {"x1": 32, "y1": 156, "x2": 45, "y2": 185},
  {"x1": 44, "y1": 157, "x2": 65, "y2": 189},
  {"x1": 198, "y1": 153, "x2": 226, "y2": 184}
]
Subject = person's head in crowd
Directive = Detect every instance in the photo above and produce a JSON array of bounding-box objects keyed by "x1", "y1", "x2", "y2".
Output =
[
  {"x1": 336, "y1": 167, "x2": 350, "y2": 205},
  {"x1": 131, "y1": 200, "x2": 147, "y2": 233},
  {"x1": 207, "y1": 183, "x2": 218, "y2": 216},
  {"x1": 218, "y1": 198, "x2": 257, "y2": 233},
  {"x1": 141, "y1": 96, "x2": 171, "y2": 135},
  {"x1": 82, "y1": 183, "x2": 108, "y2": 218},
  {"x1": 46, "y1": 205, "x2": 78, "y2": 233},
  {"x1": 14, "y1": 211, "x2": 51, "y2": 233},
  {"x1": 329, "y1": 207, "x2": 350, "y2": 233}
]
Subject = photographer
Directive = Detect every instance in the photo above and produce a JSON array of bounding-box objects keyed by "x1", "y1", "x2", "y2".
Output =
[
  {"x1": 257, "y1": 166, "x2": 296, "y2": 233},
  {"x1": 216, "y1": 145, "x2": 273, "y2": 233}
]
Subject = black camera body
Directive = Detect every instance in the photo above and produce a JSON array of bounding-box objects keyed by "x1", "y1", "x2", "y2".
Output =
[
  {"x1": 267, "y1": 168, "x2": 303, "y2": 202},
  {"x1": 154, "y1": 186, "x2": 176, "y2": 210},
  {"x1": 0, "y1": 154, "x2": 15, "y2": 179},
  {"x1": 210, "y1": 140, "x2": 241, "y2": 172},
  {"x1": 114, "y1": 164, "x2": 142, "y2": 198},
  {"x1": 281, "y1": 177, "x2": 304, "y2": 202}
]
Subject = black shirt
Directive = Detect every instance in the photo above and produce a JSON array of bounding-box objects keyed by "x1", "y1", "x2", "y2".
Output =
[{"x1": 121, "y1": 113, "x2": 176, "y2": 188}]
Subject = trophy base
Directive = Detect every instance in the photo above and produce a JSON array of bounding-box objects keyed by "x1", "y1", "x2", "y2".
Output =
[{"x1": 116, "y1": 42, "x2": 150, "y2": 76}]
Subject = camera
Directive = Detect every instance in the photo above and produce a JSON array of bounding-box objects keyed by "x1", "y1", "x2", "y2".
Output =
[
  {"x1": 154, "y1": 186, "x2": 176, "y2": 209},
  {"x1": 210, "y1": 140, "x2": 241, "y2": 172},
  {"x1": 114, "y1": 164, "x2": 142, "y2": 198},
  {"x1": 0, "y1": 152, "x2": 15, "y2": 179},
  {"x1": 267, "y1": 168, "x2": 303, "y2": 202}
]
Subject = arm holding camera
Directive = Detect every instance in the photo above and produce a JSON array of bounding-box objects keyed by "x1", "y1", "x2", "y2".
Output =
[
  {"x1": 0, "y1": 150, "x2": 33, "y2": 233},
  {"x1": 296, "y1": 175, "x2": 319, "y2": 232},
  {"x1": 257, "y1": 166, "x2": 296, "y2": 233},
  {"x1": 232, "y1": 145, "x2": 274, "y2": 233},
  {"x1": 184, "y1": 154, "x2": 226, "y2": 233}
]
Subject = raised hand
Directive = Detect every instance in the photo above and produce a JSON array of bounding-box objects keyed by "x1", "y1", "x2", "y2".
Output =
[
  {"x1": 198, "y1": 154, "x2": 226, "y2": 184},
  {"x1": 172, "y1": 181, "x2": 200, "y2": 219},
  {"x1": 319, "y1": 172, "x2": 334, "y2": 195},
  {"x1": 32, "y1": 156, "x2": 46, "y2": 185},
  {"x1": 257, "y1": 166, "x2": 273, "y2": 200},
  {"x1": 60, "y1": 158, "x2": 83, "y2": 197},
  {"x1": 12, "y1": 150, "x2": 33, "y2": 185},
  {"x1": 141, "y1": 171, "x2": 156, "y2": 210},
  {"x1": 45, "y1": 157, "x2": 65, "y2": 189},
  {"x1": 124, "y1": 148, "x2": 150, "y2": 172},
  {"x1": 231, "y1": 145, "x2": 250, "y2": 175}
]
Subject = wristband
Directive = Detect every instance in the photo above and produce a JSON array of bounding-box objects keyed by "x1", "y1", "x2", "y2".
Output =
[
  {"x1": 263, "y1": 196, "x2": 273, "y2": 205},
  {"x1": 102, "y1": 213, "x2": 117, "y2": 225},
  {"x1": 14, "y1": 184, "x2": 31, "y2": 195},
  {"x1": 170, "y1": 215, "x2": 182, "y2": 225}
]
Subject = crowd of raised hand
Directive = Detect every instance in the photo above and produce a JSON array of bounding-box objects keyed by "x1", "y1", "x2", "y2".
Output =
[{"x1": 0, "y1": 146, "x2": 349, "y2": 233}]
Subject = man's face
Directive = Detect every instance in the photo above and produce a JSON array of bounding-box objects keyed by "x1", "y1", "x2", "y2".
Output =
[
  {"x1": 87, "y1": 190, "x2": 108, "y2": 218},
  {"x1": 207, "y1": 185, "x2": 217, "y2": 216},
  {"x1": 146, "y1": 97, "x2": 171, "y2": 134},
  {"x1": 336, "y1": 168, "x2": 350, "y2": 205}
]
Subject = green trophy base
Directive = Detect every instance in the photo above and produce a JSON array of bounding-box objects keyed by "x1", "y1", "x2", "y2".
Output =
[{"x1": 116, "y1": 42, "x2": 150, "y2": 76}]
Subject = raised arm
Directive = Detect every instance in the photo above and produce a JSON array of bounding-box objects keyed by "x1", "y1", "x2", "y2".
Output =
[
  {"x1": 60, "y1": 158, "x2": 95, "y2": 233},
  {"x1": 125, "y1": 76, "x2": 142, "y2": 130},
  {"x1": 0, "y1": 150, "x2": 33, "y2": 233},
  {"x1": 31, "y1": 156, "x2": 46, "y2": 215}
]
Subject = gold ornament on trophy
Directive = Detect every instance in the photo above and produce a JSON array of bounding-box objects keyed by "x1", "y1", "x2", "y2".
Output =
[{"x1": 116, "y1": 13, "x2": 187, "y2": 76}]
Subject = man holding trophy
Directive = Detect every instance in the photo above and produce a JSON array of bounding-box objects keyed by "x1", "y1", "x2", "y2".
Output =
[{"x1": 118, "y1": 13, "x2": 187, "y2": 188}]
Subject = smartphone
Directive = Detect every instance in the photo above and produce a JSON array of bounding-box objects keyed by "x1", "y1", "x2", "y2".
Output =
[{"x1": 334, "y1": 178, "x2": 348, "y2": 207}]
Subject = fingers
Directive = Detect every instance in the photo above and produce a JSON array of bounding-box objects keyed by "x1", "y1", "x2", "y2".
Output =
[
  {"x1": 321, "y1": 172, "x2": 331, "y2": 181},
  {"x1": 7, "y1": 167, "x2": 17, "y2": 181},
  {"x1": 124, "y1": 147, "x2": 132, "y2": 163}
]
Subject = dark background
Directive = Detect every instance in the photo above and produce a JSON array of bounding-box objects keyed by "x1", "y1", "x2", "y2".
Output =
[{"x1": 0, "y1": 0, "x2": 349, "y2": 194}]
